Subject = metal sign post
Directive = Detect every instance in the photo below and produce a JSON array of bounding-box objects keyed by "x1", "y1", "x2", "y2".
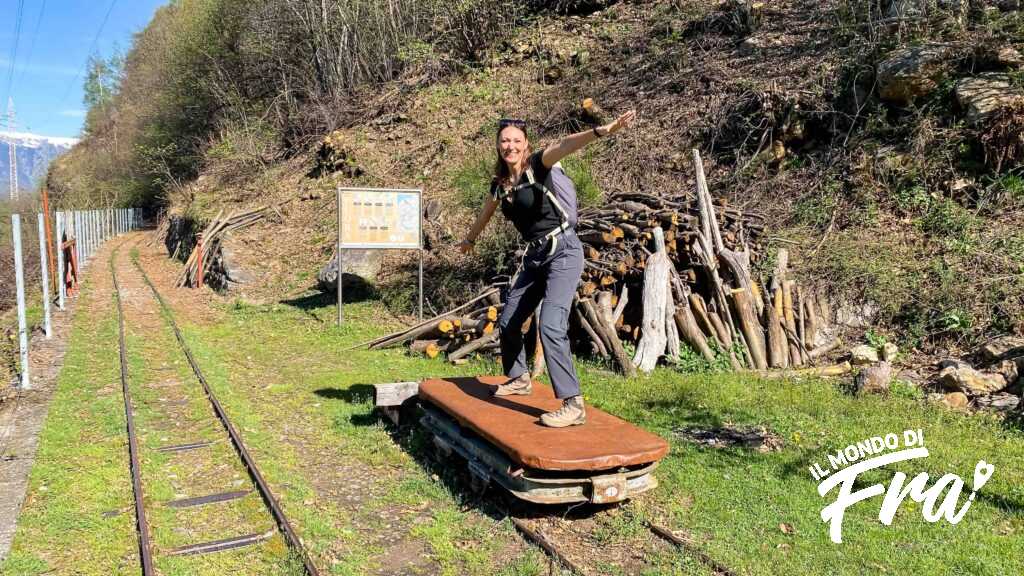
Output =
[{"x1": 335, "y1": 186, "x2": 423, "y2": 326}]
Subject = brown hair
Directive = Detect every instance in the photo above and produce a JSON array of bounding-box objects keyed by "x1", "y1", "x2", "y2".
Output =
[{"x1": 493, "y1": 125, "x2": 533, "y2": 190}]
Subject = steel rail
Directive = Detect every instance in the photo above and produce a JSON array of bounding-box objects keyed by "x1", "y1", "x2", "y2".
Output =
[
  {"x1": 509, "y1": 513, "x2": 737, "y2": 576},
  {"x1": 130, "y1": 254, "x2": 320, "y2": 576},
  {"x1": 110, "y1": 246, "x2": 156, "y2": 576}
]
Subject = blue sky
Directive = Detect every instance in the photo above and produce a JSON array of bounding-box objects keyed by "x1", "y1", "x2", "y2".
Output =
[{"x1": 1, "y1": 0, "x2": 168, "y2": 139}]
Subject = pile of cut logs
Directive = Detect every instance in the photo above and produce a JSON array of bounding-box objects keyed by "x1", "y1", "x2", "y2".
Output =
[
  {"x1": 360, "y1": 150, "x2": 843, "y2": 376},
  {"x1": 176, "y1": 207, "x2": 267, "y2": 288}
]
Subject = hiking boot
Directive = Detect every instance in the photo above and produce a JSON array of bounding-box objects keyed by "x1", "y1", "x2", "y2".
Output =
[
  {"x1": 540, "y1": 396, "x2": 586, "y2": 428},
  {"x1": 494, "y1": 373, "x2": 532, "y2": 396}
]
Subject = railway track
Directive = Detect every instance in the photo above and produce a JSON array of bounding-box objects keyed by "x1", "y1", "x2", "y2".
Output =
[
  {"x1": 507, "y1": 511, "x2": 737, "y2": 576},
  {"x1": 110, "y1": 242, "x2": 319, "y2": 575}
]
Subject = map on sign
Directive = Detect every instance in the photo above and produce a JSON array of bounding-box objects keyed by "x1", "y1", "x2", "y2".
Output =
[{"x1": 340, "y1": 188, "x2": 421, "y2": 249}]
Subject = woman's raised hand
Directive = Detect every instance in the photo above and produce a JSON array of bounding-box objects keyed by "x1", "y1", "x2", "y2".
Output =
[{"x1": 604, "y1": 109, "x2": 637, "y2": 136}]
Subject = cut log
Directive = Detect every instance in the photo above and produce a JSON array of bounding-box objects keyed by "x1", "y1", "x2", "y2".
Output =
[
  {"x1": 719, "y1": 247, "x2": 764, "y2": 316},
  {"x1": 581, "y1": 297, "x2": 637, "y2": 376},
  {"x1": 675, "y1": 302, "x2": 715, "y2": 361},
  {"x1": 578, "y1": 230, "x2": 619, "y2": 246},
  {"x1": 633, "y1": 228, "x2": 671, "y2": 373},
  {"x1": 351, "y1": 286, "x2": 499, "y2": 350},
  {"x1": 807, "y1": 337, "x2": 841, "y2": 361},
  {"x1": 731, "y1": 288, "x2": 767, "y2": 370},
  {"x1": 574, "y1": 305, "x2": 609, "y2": 358},
  {"x1": 781, "y1": 281, "x2": 803, "y2": 367},
  {"x1": 612, "y1": 285, "x2": 629, "y2": 324},
  {"x1": 765, "y1": 300, "x2": 789, "y2": 369},
  {"x1": 756, "y1": 362, "x2": 852, "y2": 379},
  {"x1": 448, "y1": 330, "x2": 500, "y2": 362},
  {"x1": 804, "y1": 293, "x2": 818, "y2": 350},
  {"x1": 665, "y1": 289, "x2": 681, "y2": 363},
  {"x1": 410, "y1": 339, "x2": 447, "y2": 358},
  {"x1": 689, "y1": 293, "x2": 721, "y2": 345}
]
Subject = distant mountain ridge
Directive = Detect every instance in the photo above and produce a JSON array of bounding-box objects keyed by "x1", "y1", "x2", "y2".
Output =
[{"x1": 0, "y1": 131, "x2": 77, "y2": 199}]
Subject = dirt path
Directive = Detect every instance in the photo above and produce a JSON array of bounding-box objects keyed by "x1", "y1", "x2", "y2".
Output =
[{"x1": 0, "y1": 242, "x2": 113, "y2": 559}]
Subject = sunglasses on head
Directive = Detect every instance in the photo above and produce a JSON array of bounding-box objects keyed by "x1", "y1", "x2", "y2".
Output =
[{"x1": 498, "y1": 118, "x2": 527, "y2": 131}]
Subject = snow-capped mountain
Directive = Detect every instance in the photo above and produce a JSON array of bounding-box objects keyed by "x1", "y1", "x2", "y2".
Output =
[{"x1": 0, "y1": 131, "x2": 78, "y2": 199}]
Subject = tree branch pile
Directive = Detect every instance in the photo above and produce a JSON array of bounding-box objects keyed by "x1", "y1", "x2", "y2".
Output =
[{"x1": 177, "y1": 207, "x2": 268, "y2": 288}]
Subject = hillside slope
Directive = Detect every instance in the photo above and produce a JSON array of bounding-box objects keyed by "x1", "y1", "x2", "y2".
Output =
[{"x1": 48, "y1": 0, "x2": 1024, "y2": 355}]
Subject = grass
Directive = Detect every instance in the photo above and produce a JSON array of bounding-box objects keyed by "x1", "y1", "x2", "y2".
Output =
[
  {"x1": 0, "y1": 278, "x2": 137, "y2": 574},
  {"x1": 5, "y1": 276, "x2": 1024, "y2": 574},
  {"x1": 188, "y1": 295, "x2": 1024, "y2": 574}
]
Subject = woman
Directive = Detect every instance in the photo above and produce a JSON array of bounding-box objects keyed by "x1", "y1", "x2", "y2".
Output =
[{"x1": 459, "y1": 110, "x2": 636, "y2": 428}]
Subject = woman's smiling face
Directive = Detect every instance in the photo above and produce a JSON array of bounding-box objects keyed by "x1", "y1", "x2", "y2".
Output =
[{"x1": 497, "y1": 125, "x2": 528, "y2": 169}]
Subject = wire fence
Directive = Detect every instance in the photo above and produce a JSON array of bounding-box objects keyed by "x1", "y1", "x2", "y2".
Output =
[{"x1": 2, "y1": 206, "x2": 141, "y2": 389}]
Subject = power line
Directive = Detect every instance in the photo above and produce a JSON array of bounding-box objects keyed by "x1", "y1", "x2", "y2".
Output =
[
  {"x1": 61, "y1": 0, "x2": 119, "y2": 106},
  {"x1": 2, "y1": 0, "x2": 27, "y2": 107},
  {"x1": 15, "y1": 0, "x2": 48, "y2": 89}
]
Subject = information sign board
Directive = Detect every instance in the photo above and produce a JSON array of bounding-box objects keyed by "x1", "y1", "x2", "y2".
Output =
[{"x1": 339, "y1": 188, "x2": 421, "y2": 249}]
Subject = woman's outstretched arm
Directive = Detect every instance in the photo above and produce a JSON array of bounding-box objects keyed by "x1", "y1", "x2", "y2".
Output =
[
  {"x1": 541, "y1": 109, "x2": 636, "y2": 169},
  {"x1": 459, "y1": 195, "x2": 500, "y2": 254}
]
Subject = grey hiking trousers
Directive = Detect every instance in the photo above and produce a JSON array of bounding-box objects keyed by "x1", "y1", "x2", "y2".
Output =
[{"x1": 499, "y1": 229, "x2": 585, "y2": 399}]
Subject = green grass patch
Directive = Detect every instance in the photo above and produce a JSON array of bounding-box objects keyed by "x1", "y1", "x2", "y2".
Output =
[
  {"x1": 0, "y1": 282, "x2": 137, "y2": 575},
  {"x1": 192, "y1": 294, "x2": 1024, "y2": 574},
  {"x1": 10, "y1": 279, "x2": 1024, "y2": 574}
]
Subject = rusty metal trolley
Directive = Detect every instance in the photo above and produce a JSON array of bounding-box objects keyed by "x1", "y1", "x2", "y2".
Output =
[{"x1": 375, "y1": 376, "x2": 669, "y2": 505}]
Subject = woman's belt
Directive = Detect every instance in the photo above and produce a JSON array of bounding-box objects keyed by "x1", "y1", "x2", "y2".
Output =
[{"x1": 525, "y1": 226, "x2": 573, "y2": 256}]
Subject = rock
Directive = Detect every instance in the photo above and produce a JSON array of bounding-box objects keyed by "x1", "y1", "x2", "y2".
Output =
[
  {"x1": 938, "y1": 358, "x2": 971, "y2": 370},
  {"x1": 219, "y1": 245, "x2": 255, "y2": 286},
  {"x1": 897, "y1": 369, "x2": 926, "y2": 387},
  {"x1": 998, "y1": 0, "x2": 1020, "y2": 11},
  {"x1": 996, "y1": 46, "x2": 1024, "y2": 67},
  {"x1": 738, "y1": 34, "x2": 783, "y2": 56},
  {"x1": 851, "y1": 345, "x2": 880, "y2": 365},
  {"x1": 979, "y1": 335, "x2": 1024, "y2": 362},
  {"x1": 856, "y1": 362, "x2": 894, "y2": 394},
  {"x1": 995, "y1": 357, "x2": 1023, "y2": 385},
  {"x1": 881, "y1": 342, "x2": 899, "y2": 361},
  {"x1": 975, "y1": 392, "x2": 1021, "y2": 412},
  {"x1": 955, "y1": 73, "x2": 1024, "y2": 125},
  {"x1": 316, "y1": 253, "x2": 376, "y2": 299},
  {"x1": 942, "y1": 391, "x2": 970, "y2": 410},
  {"x1": 877, "y1": 44, "x2": 956, "y2": 105},
  {"x1": 937, "y1": 363, "x2": 1008, "y2": 396},
  {"x1": 835, "y1": 301, "x2": 879, "y2": 329}
]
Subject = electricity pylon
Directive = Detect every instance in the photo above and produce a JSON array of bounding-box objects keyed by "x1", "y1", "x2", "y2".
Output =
[{"x1": 2, "y1": 98, "x2": 18, "y2": 202}]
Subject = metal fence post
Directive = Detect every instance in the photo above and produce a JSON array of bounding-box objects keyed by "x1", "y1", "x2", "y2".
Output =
[
  {"x1": 71, "y1": 212, "x2": 78, "y2": 267},
  {"x1": 84, "y1": 211, "x2": 90, "y2": 263},
  {"x1": 76, "y1": 211, "x2": 83, "y2": 267},
  {"x1": 83, "y1": 211, "x2": 89, "y2": 262},
  {"x1": 12, "y1": 215, "x2": 30, "y2": 389},
  {"x1": 56, "y1": 212, "x2": 65, "y2": 310},
  {"x1": 38, "y1": 214, "x2": 52, "y2": 339}
]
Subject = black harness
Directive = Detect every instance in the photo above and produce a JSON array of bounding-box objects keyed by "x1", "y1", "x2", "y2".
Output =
[{"x1": 496, "y1": 167, "x2": 572, "y2": 256}]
